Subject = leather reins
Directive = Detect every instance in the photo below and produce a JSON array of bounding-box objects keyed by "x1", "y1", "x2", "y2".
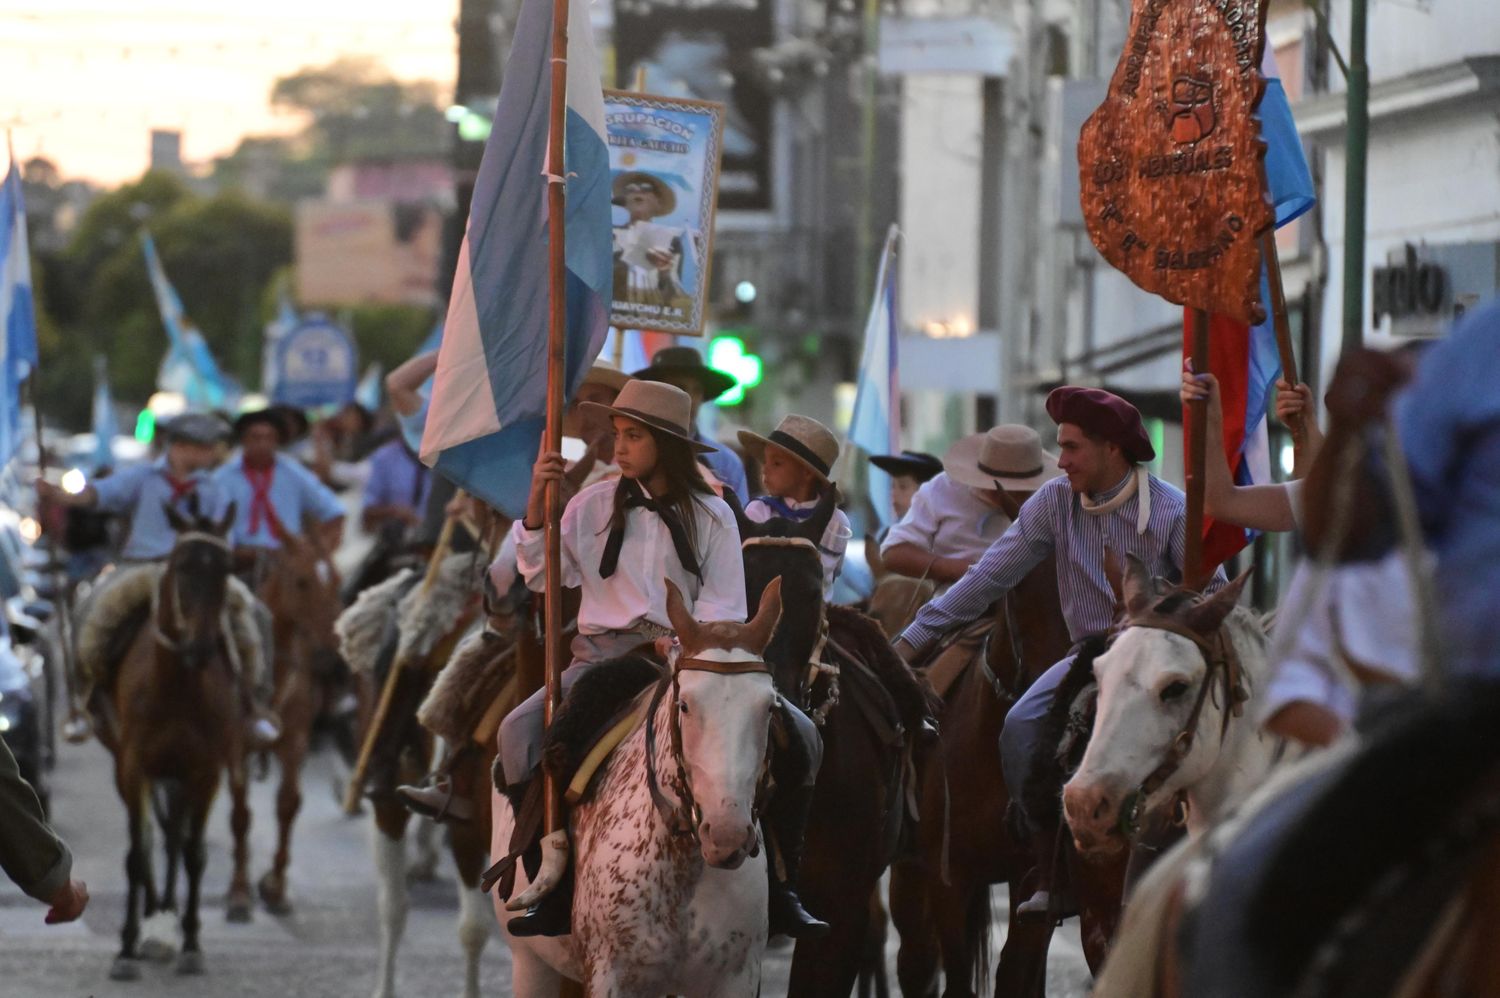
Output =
[
  {"x1": 644, "y1": 655, "x2": 777, "y2": 841},
  {"x1": 1116, "y1": 612, "x2": 1247, "y2": 838}
]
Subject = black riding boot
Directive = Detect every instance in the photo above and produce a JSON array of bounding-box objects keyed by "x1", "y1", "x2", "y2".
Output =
[
  {"x1": 491, "y1": 778, "x2": 575, "y2": 938},
  {"x1": 763, "y1": 785, "x2": 830, "y2": 939},
  {"x1": 505, "y1": 863, "x2": 575, "y2": 938}
]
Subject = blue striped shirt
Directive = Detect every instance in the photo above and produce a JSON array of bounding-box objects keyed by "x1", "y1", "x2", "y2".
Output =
[{"x1": 899, "y1": 470, "x2": 1224, "y2": 655}]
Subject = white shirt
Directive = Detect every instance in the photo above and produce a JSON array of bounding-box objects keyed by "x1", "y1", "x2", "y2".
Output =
[
  {"x1": 744, "y1": 496, "x2": 853, "y2": 597},
  {"x1": 880, "y1": 472, "x2": 1012, "y2": 588},
  {"x1": 513, "y1": 478, "x2": 747, "y2": 635},
  {"x1": 1259, "y1": 551, "x2": 1425, "y2": 729}
]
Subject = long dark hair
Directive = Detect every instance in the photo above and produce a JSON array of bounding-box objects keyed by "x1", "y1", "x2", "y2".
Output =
[{"x1": 607, "y1": 426, "x2": 715, "y2": 565}]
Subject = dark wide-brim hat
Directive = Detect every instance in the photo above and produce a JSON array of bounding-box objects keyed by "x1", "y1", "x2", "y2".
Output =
[
  {"x1": 579, "y1": 380, "x2": 717, "y2": 453},
  {"x1": 869, "y1": 450, "x2": 943, "y2": 483},
  {"x1": 1045, "y1": 386, "x2": 1155, "y2": 463},
  {"x1": 233, "y1": 407, "x2": 295, "y2": 444},
  {"x1": 612, "y1": 171, "x2": 677, "y2": 216},
  {"x1": 632, "y1": 345, "x2": 736, "y2": 402},
  {"x1": 160, "y1": 412, "x2": 231, "y2": 446}
]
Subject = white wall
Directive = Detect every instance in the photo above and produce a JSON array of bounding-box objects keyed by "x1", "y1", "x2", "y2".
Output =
[{"x1": 1330, "y1": 0, "x2": 1500, "y2": 90}]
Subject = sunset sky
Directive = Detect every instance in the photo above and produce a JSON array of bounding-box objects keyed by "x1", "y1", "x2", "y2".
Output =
[{"x1": 0, "y1": 1, "x2": 459, "y2": 185}]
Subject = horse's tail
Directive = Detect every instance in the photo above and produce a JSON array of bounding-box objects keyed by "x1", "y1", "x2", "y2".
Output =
[{"x1": 965, "y1": 883, "x2": 993, "y2": 995}]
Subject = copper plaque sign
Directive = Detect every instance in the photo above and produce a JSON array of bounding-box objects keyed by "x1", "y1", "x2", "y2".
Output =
[{"x1": 1079, "y1": 0, "x2": 1274, "y2": 325}]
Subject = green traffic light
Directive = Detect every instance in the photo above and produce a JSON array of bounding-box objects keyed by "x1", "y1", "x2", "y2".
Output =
[{"x1": 134, "y1": 409, "x2": 156, "y2": 444}]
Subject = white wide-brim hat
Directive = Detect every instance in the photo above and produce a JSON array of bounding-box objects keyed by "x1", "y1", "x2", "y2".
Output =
[{"x1": 942, "y1": 424, "x2": 1062, "y2": 493}]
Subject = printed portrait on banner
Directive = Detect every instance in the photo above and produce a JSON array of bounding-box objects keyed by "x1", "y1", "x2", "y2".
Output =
[{"x1": 606, "y1": 91, "x2": 726, "y2": 336}]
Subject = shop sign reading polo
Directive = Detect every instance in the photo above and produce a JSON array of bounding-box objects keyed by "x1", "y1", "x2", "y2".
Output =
[{"x1": 1078, "y1": 0, "x2": 1274, "y2": 325}]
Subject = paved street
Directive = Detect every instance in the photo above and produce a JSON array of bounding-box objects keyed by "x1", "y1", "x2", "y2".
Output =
[{"x1": 0, "y1": 732, "x2": 1092, "y2": 997}]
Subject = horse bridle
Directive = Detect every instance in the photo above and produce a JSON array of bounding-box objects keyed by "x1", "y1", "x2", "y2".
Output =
[
  {"x1": 644, "y1": 655, "x2": 778, "y2": 841},
  {"x1": 1115, "y1": 613, "x2": 1247, "y2": 838},
  {"x1": 155, "y1": 531, "x2": 232, "y2": 652}
]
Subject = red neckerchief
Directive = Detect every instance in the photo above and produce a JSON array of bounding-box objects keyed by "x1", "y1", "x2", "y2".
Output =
[
  {"x1": 243, "y1": 462, "x2": 282, "y2": 538},
  {"x1": 163, "y1": 472, "x2": 197, "y2": 503}
]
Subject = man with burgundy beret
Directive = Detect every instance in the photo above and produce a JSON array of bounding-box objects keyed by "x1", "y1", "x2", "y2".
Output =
[{"x1": 894, "y1": 385, "x2": 1223, "y2": 915}]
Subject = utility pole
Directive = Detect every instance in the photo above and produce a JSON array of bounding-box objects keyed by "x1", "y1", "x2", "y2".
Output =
[{"x1": 1340, "y1": 0, "x2": 1368, "y2": 356}]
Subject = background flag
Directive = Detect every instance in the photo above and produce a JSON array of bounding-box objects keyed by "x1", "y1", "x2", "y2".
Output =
[
  {"x1": 418, "y1": 0, "x2": 612, "y2": 518},
  {"x1": 839, "y1": 225, "x2": 901, "y2": 531},
  {"x1": 0, "y1": 142, "x2": 38, "y2": 467},
  {"x1": 1183, "y1": 45, "x2": 1318, "y2": 576},
  {"x1": 91, "y1": 356, "x2": 117, "y2": 472},
  {"x1": 142, "y1": 232, "x2": 232, "y2": 409}
]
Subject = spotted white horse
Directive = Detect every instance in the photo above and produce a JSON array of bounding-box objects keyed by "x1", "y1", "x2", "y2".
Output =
[{"x1": 492, "y1": 577, "x2": 785, "y2": 997}]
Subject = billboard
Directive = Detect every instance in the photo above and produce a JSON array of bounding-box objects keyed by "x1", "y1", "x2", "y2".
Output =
[
  {"x1": 269, "y1": 316, "x2": 358, "y2": 409},
  {"x1": 613, "y1": 0, "x2": 774, "y2": 212},
  {"x1": 294, "y1": 200, "x2": 443, "y2": 307},
  {"x1": 607, "y1": 91, "x2": 725, "y2": 335}
]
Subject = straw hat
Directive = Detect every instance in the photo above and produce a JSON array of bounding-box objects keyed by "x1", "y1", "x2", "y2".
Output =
[
  {"x1": 579, "y1": 380, "x2": 716, "y2": 453},
  {"x1": 582, "y1": 361, "x2": 631, "y2": 392},
  {"x1": 612, "y1": 171, "x2": 677, "y2": 217},
  {"x1": 737, "y1": 415, "x2": 840, "y2": 484},
  {"x1": 942, "y1": 425, "x2": 1062, "y2": 492}
]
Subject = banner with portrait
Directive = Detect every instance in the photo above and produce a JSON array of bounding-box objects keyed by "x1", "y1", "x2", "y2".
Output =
[{"x1": 606, "y1": 90, "x2": 726, "y2": 336}]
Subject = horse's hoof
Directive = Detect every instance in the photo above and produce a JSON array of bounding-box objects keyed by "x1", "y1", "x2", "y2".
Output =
[
  {"x1": 263, "y1": 895, "x2": 293, "y2": 917},
  {"x1": 226, "y1": 897, "x2": 254, "y2": 923},
  {"x1": 109, "y1": 957, "x2": 142, "y2": 981},
  {"x1": 139, "y1": 911, "x2": 180, "y2": 960},
  {"x1": 175, "y1": 950, "x2": 205, "y2": 976}
]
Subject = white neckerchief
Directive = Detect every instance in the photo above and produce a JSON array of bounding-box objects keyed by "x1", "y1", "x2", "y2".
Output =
[{"x1": 1079, "y1": 466, "x2": 1150, "y2": 536}]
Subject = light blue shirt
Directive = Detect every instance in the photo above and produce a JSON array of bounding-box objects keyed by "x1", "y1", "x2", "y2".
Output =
[
  {"x1": 211, "y1": 453, "x2": 345, "y2": 549},
  {"x1": 697, "y1": 432, "x2": 748, "y2": 504},
  {"x1": 1394, "y1": 296, "x2": 1500, "y2": 672},
  {"x1": 93, "y1": 457, "x2": 230, "y2": 561}
]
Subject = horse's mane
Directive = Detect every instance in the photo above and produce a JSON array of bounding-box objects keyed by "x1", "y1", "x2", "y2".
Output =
[{"x1": 826, "y1": 603, "x2": 942, "y2": 723}]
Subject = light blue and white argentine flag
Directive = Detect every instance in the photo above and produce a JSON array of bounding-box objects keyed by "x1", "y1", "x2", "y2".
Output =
[
  {"x1": 142, "y1": 232, "x2": 229, "y2": 409},
  {"x1": 91, "y1": 356, "x2": 118, "y2": 472},
  {"x1": 419, "y1": 0, "x2": 612, "y2": 518},
  {"x1": 0, "y1": 149, "x2": 38, "y2": 466},
  {"x1": 840, "y1": 226, "x2": 901, "y2": 529}
]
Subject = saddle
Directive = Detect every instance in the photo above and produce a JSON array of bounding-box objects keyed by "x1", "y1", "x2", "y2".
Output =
[{"x1": 1178, "y1": 680, "x2": 1500, "y2": 998}]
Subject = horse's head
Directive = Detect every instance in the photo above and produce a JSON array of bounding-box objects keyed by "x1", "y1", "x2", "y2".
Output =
[
  {"x1": 264, "y1": 527, "x2": 345, "y2": 671},
  {"x1": 723, "y1": 486, "x2": 833, "y2": 696},
  {"x1": 1062, "y1": 556, "x2": 1251, "y2": 856},
  {"x1": 162, "y1": 499, "x2": 236, "y2": 668},
  {"x1": 664, "y1": 575, "x2": 783, "y2": 869}
]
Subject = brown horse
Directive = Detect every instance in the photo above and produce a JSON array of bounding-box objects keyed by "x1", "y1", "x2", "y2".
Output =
[
  {"x1": 730, "y1": 492, "x2": 936, "y2": 998},
  {"x1": 99, "y1": 502, "x2": 253, "y2": 980},
  {"x1": 886, "y1": 553, "x2": 1139, "y2": 998},
  {"x1": 253, "y1": 530, "x2": 347, "y2": 914}
]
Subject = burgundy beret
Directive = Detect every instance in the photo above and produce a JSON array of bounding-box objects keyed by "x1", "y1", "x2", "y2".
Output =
[{"x1": 1045, "y1": 386, "x2": 1156, "y2": 463}]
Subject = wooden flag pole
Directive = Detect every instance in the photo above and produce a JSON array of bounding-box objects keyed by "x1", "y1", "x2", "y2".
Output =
[
  {"x1": 541, "y1": 0, "x2": 572, "y2": 851},
  {"x1": 1259, "y1": 229, "x2": 1305, "y2": 450},
  {"x1": 1184, "y1": 308, "x2": 1211, "y2": 591}
]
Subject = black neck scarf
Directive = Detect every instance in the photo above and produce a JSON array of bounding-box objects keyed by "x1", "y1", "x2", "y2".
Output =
[{"x1": 599, "y1": 479, "x2": 702, "y2": 582}]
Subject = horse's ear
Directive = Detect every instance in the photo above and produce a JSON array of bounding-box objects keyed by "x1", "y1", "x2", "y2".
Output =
[
  {"x1": 214, "y1": 501, "x2": 236, "y2": 538},
  {"x1": 664, "y1": 578, "x2": 699, "y2": 649},
  {"x1": 721, "y1": 488, "x2": 756, "y2": 540},
  {"x1": 1122, "y1": 554, "x2": 1154, "y2": 619},
  {"x1": 186, "y1": 491, "x2": 202, "y2": 523},
  {"x1": 864, "y1": 535, "x2": 886, "y2": 582},
  {"x1": 163, "y1": 501, "x2": 192, "y2": 534},
  {"x1": 1103, "y1": 548, "x2": 1126, "y2": 618},
  {"x1": 1183, "y1": 567, "x2": 1252, "y2": 636},
  {"x1": 796, "y1": 482, "x2": 838, "y2": 543},
  {"x1": 743, "y1": 575, "x2": 783, "y2": 654}
]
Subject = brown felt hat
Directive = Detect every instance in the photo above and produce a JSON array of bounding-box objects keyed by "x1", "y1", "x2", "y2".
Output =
[
  {"x1": 579, "y1": 380, "x2": 716, "y2": 453},
  {"x1": 942, "y1": 425, "x2": 1062, "y2": 492},
  {"x1": 582, "y1": 361, "x2": 631, "y2": 392},
  {"x1": 738, "y1": 415, "x2": 840, "y2": 484}
]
